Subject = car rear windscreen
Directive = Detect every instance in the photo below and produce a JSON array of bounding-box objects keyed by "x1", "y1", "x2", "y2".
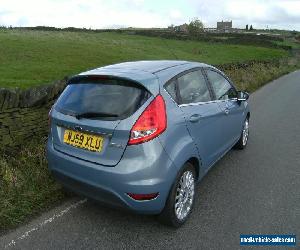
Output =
[{"x1": 55, "y1": 79, "x2": 151, "y2": 120}]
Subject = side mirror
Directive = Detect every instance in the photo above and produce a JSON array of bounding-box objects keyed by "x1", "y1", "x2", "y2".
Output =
[{"x1": 237, "y1": 91, "x2": 249, "y2": 102}]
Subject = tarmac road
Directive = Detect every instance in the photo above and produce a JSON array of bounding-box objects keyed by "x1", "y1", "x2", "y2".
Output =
[{"x1": 1, "y1": 70, "x2": 300, "y2": 250}]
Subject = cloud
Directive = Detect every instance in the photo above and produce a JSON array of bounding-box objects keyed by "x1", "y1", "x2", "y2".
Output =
[
  {"x1": 0, "y1": 0, "x2": 172, "y2": 28},
  {"x1": 169, "y1": 9, "x2": 186, "y2": 25},
  {"x1": 187, "y1": 0, "x2": 300, "y2": 30},
  {"x1": 0, "y1": 0, "x2": 299, "y2": 30}
]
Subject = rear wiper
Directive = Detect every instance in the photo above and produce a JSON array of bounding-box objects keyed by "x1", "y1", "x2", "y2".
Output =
[{"x1": 75, "y1": 112, "x2": 119, "y2": 119}]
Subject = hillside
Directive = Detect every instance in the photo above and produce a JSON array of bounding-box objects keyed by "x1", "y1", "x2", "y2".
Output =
[{"x1": 0, "y1": 29, "x2": 289, "y2": 88}]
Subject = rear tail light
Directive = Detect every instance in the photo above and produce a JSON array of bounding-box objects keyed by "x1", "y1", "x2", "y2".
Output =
[
  {"x1": 127, "y1": 192, "x2": 159, "y2": 201},
  {"x1": 128, "y1": 94, "x2": 167, "y2": 145}
]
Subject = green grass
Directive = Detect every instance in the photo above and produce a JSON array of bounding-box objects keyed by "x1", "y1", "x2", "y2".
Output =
[
  {"x1": 0, "y1": 138, "x2": 66, "y2": 232},
  {"x1": 273, "y1": 39, "x2": 300, "y2": 49},
  {"x1": 0, "y1": 29, "x2": 289, "y2": 88},
  {"x1": 225, "y1": 58, "x2": 300, "y2": 93}
]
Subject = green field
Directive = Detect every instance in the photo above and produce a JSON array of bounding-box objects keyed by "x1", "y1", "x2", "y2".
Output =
[{"x1": 0, "y1": 29, "x2": 289, "y2": 88}]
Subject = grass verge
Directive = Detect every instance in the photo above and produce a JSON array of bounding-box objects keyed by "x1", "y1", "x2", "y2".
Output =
[
  {"x1": 0, "y1": 138, "x2": 67, "y2": 233},
  {"x1": 224, "y1": 55, "x2": 300, "y2": 92}
]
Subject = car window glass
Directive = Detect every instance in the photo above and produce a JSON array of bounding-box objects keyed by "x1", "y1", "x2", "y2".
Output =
[
  {"x1": 165, "y1": 79, "x2": 177, "y2": 102},
  {"x1": 177, "y1": 70, "x2": 211, "y2": 104},
  {"x1": 206, "y1": 70, "x2": 237, "y2": 100},
  {"x1": 55, "y1": 80, "x2": 150, "y2": 120}
]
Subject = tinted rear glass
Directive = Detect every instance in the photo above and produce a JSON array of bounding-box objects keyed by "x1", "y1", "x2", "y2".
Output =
[{"x1": 55, "y1": 79, "x2": 151, "y2": 120}]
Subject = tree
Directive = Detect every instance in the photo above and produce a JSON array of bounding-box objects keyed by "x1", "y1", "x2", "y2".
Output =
[
  {"x1": 249, "y1": 25, "x2": 254, "y2": 30},
  {"x1": 246, "y1": 24, "x2": 249, "y2": 31},
  {"x1": 168, "y1": 24, "x2": 175, "y2": 30},
  {"x1": 187, "y1": 18, "x2": 204, "y2": 35}
]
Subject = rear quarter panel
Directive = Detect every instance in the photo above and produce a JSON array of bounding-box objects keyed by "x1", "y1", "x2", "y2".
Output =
[{"x1": 157, "y1": 83, "x2": 204, "y2": 181}]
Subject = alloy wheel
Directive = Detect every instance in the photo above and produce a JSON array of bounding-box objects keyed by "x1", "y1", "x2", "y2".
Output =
[
  {"x1": 242, "y1": 119, "x2": 249, "y2": 146},
  {"x1": 174, "y1": 170, "x2": 195, "y2": 221}
]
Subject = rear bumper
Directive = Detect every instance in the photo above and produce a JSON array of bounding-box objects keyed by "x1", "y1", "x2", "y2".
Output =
[
  {"x1": 51, "y1": 170, "x2": 130, "y2": 209},
  {"x1": 46, "y1": 137, "x2": 177, "y2": 214}
]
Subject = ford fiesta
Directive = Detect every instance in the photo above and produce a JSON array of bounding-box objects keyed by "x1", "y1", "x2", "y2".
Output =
[{"x1": 47, "y1": 60, "x2": 250, "y2": 227}]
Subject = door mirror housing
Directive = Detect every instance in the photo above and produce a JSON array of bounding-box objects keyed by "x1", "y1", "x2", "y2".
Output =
[{"x1": 237, "y1": 91, "x2": 249, "y2": 102}]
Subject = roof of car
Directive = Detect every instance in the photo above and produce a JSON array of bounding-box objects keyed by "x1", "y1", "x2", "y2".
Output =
[
  {"x1": 85, "y1": 60, "x2": 208, "y2": 74},
  {"x1": 76, "y1": 60, "x2": 213, "y2": 95}
]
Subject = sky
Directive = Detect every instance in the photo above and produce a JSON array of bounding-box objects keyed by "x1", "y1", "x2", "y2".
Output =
[{"x1": 0, "y1": 0, "x2": 300, "y2": 31}]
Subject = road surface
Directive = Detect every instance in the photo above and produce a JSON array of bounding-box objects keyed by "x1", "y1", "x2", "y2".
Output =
[{"x1": 1, "y1": 70, "x2": 300, "y2": 249}]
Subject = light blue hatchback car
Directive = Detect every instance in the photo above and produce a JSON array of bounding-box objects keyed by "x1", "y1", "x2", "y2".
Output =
[{"x1": 47, "y1": 60, "x2": 250, "y2": 227}]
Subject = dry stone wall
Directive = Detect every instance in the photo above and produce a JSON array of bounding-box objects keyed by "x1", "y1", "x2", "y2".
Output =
[{"x1": 0, "y1": 80, "x2": 66, "y2": 150}]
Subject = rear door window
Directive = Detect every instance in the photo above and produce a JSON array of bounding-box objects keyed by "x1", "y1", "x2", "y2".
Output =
[
  {"x1": 55, "y1": 79, "x2": 151, "y2": 120},
  {"x1": 177, "y1": 70, "x2": 211, "y2": 104}
]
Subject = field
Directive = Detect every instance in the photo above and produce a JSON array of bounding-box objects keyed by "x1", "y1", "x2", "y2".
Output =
[{"x1": 0, "y1": 29, "x2": 289, "y2": 88}]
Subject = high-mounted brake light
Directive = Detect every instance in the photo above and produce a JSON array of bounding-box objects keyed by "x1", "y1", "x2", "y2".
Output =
[
  {"x1": 87, "y1": 75, "x2": 110, "y2": 81},
  {"x1": 128, "y1": 94, "x2": 167, "y2": 145}
]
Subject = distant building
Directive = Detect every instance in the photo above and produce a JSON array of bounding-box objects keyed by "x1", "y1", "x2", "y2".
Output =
[
  {"x1": 204, "y1": 27, "x2": 217, "y2": 33},
  {"x1": 173, "y1": 24, "x2": 188, "y2": 33},
  {"x1": 217, "y1": 21, "x2": 232, "y2": 32}
]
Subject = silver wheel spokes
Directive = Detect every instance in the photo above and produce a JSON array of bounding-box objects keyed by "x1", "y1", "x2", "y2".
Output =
[
  {"x1": 175, "y1": 170, "x2": 195, "y2": 221},
  {"x1": 242, "y1": 119, "x2": 249, "y2": 146}
]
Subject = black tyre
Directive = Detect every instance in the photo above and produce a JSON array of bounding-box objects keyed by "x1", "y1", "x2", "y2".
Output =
[
  {"x1": 159, "y1": 162, "x2": 196, "y2": 228},
  {"x1": 235, "y1": 117, "x2": 249, "y2": 150}
]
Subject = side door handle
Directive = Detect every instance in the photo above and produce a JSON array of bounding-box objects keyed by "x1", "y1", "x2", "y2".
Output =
[{"x1": 189, "y1": 114, "x2": 202, "y2": 123}]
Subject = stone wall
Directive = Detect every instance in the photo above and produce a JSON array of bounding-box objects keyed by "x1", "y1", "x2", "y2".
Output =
[{"x1": 0, "y1": 80, "x2": 66, "y2": 151}]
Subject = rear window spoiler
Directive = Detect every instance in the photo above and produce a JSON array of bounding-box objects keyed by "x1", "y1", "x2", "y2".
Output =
[
  {"x1": 67, "y1": 75, "x2": 142, "y2": 86},
  {"x1": 67, "y1": 74, "x2": 159, "y2": 96}
]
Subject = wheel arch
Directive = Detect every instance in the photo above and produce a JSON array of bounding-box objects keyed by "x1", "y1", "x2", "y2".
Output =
[
  {"x1": 246, "y1": 112, "x2": 250, "y2": 119},
  {"x1": 186, "y1": 157, "x2": 201, "y2": 181}
]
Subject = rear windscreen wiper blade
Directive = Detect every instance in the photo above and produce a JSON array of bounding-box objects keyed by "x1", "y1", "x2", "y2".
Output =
[{"x1": 75, "y1": 112, "x2": 119, "y2": 119}]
